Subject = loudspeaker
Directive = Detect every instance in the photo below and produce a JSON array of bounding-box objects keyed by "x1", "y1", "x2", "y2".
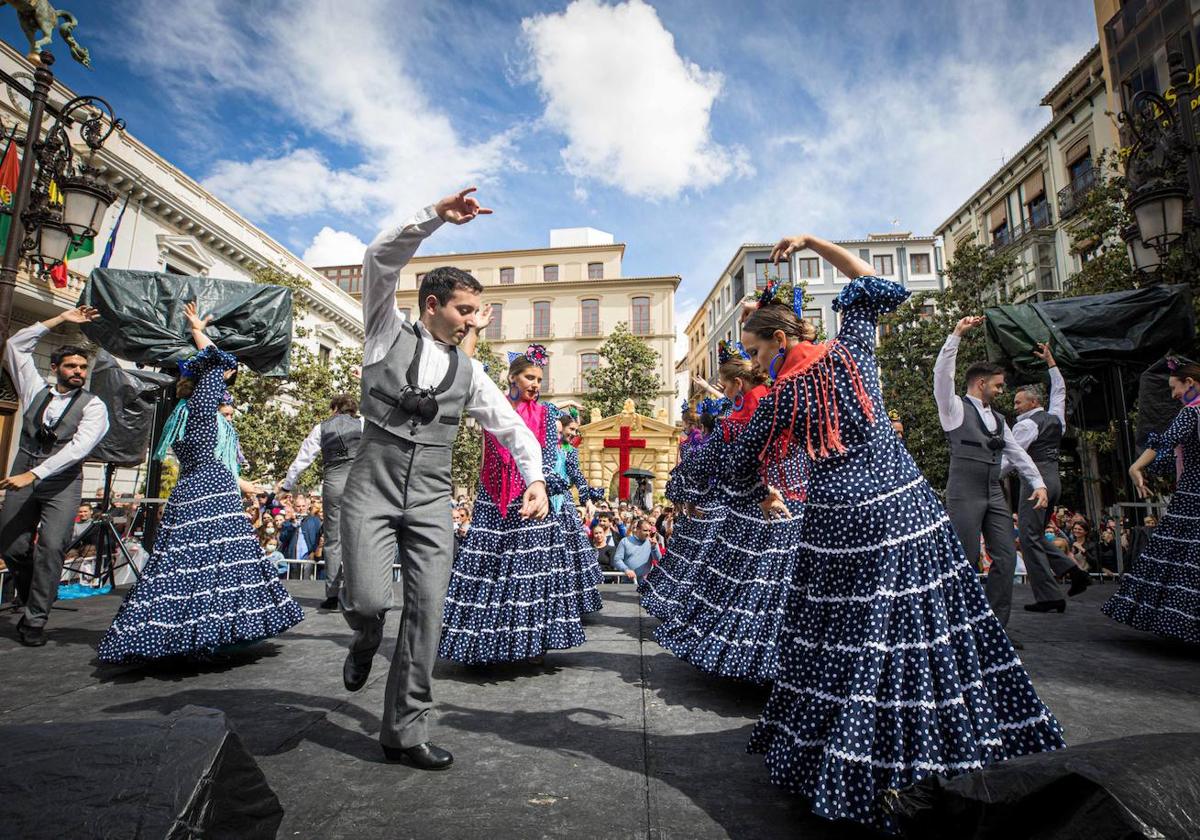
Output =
[
  {"x1": 87, "y1": 349, "x2": 175, "y2": 466},
  {"x1": 0, "y1": 705, "x2": 283, "y2": 839}
]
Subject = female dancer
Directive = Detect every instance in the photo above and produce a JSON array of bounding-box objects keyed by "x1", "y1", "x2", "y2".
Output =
[
  {"x1": 655, "y1": 337, "x2": 805, "y2": 683},
  {"x1": 1102, "y1": 357, "x2": 1200, "y2": 643},
  {"x1": 551, "y1": 409, "x2": 606, "y2": 614},
  {"x1": 639, "y1": 398, "x2": 728, "y2": 620},
  {"x1": 98, "y1": 302, "x2": 303, "y2": 664},
  {"x1": 689, "y1": 236, "x2": 1064, "y2": 833},
  {"x1": 438, "y1": 346, "x2": 586, "y2": 664}
]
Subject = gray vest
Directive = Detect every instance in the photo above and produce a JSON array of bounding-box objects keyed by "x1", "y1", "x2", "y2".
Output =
[
  {"x1": 320, "y1": 413, "x2": 362, "y2": 467},
  {"x1": 1025, "y1": 409, "x2": 1062, "y2": 465},
  {"x1": 360, "y1": 320, "x2": 472, "y2": 447},
  {"x1": 947, "y1": 396, "x2": 1006, "y2": 466},
  {"x1": 14, "y1": 386, "x2": 96, "y2": 482}
]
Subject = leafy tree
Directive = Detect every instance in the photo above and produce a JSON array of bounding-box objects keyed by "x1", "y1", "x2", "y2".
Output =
[
  {"x1": 450, "y1": 339, "x2": 506, "y2": 493},
  {"x1": 876, "y1": 244, "x2": 1017, "y2": 491},
  {"x1": 582, "y1": 322, "x2": 662, "y2": 418}
]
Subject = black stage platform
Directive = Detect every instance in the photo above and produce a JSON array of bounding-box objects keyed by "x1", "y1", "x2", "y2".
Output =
[{"x1": 1, "y1": 582, "x2": 1197, "y2": 839}]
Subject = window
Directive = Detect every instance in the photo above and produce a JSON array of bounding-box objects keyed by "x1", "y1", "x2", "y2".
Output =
[
  {"x1": 499, "y1": 267, "x2": 515, "y2": 285},
  {"x1": 919, "y1": 303, "x2": 936, "y2": 319},
  {"x1": 755, "y1": 258, "x2": 791, "y2": 289},
  {"x1": 580, "y1": 298, "x2": 600, "y2": 336},
  {"x1": 416, "y1": 272, "x2": 426, "y2": 283},
  {"x1": 580, "y1": 352, "x2": 599, "y2": 391},
  {"x1": 587, "y1": 262, "x2": 603, "y2": 279},
  {"x1": 797, "y1": 257, "x2": 820, "y2": 279},
  {"x1": 318, "y1": 345, "x2": 331, "y2": 365},
  {"x1": 802, "y1": 308, "x2": 823, "y2": 333},
  {"x1": 541, "y1": 360, "x2": 552, "y2": 392},
  {"x1": 533, "y1": 301, "x2": 551, "y2": 337},
  {"x1": 543, "y1": 264, "x2": 559, "y2": 282},
  {"x1": 872, "y1": 254, "x2": 894, "y2": 275},
  {"x1": 399, "y1": 307, "x2": 411, "y2": 321},
  {"x1": 486, "y1": 303, "x2": 503, "y2": 340},
  {"x1": 909, "y1": 253, "x2": 931, "y2": 275},
  {"x1": 631, "y1": 296, "x2": 651, "y2": 335}
]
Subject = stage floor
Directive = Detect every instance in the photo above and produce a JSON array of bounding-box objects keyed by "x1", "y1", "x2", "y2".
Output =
[{"x1": 2, "y1": 581, "x2": 1198, "y2": 839}]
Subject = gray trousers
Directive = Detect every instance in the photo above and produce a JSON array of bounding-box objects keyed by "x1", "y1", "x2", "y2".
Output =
[
  {"x1": 0, "y1": 474, "x2": 82, "y2": 628},
  {"x1": 321, "y1": 460, "x2": 352, "y2": 600},
  {"x1": 1019, "y1": 463, "x2": 1075, "y2": 603},
  {"x1": 339, "y1": 424, "x2": 454, "y2": 749},
  {"x1": 946, "y1": 459, "x2": 1018, "y2": 627}
]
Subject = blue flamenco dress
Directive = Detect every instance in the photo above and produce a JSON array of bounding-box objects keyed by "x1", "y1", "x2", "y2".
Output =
[
  {"x1": 438, "y1": 399, "x2": 587, "y2": 663},
  {"x1": 654, "y1": 384, "x2": 806, "y2": 683},
  {"x1": 693, "y1": 277, "x2": 1065, "y2": 833},
  {"x1": 1102, "y1": 402, "x2": 1200, "y2": 643},
  {"x1": 551, "y1": 439, "x2": 605, "y2": 614},
  {"x1": 638, "y1": 437, "x2": 729, "y2": 620},
  {"x1": 97, "y1": 346, "x2": 303, "y2": 663}
]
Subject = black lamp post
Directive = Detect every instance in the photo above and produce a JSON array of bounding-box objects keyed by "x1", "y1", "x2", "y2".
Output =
[{"x1": 0, "y1": 51, "x2": 123, "y2": 359}]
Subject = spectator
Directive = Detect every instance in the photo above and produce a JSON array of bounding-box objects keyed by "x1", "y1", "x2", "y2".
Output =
[
  {"x1": 1068, "y1": 520, "x2": 1097, "y2": 574},
  {"x1": 262, "y1": 536, "x2": 286, "y2": 577},
  {"x1": 1097, "y1": 528, "x2": 1119, "y2": 577},
  {"x1": 452, "y1": 505, "x2": 471, "y2": 551},
  {"x1": 612, "y1": 518, "x2": 661, "y2": 583},
  {"x1": 592, "y1": 524, "x2": 616, "y2": 570},
  {"x1": 280, "y1": 492, "x2": 322, "y2": 578}
]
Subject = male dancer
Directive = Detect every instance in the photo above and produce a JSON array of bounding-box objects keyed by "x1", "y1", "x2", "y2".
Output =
[
  {"x1": 934, "y1": 316, "x2": 1047, "y2": 637},
  {"x1": 278, "y1": 393, "x2": 362, "y2": 609},
  {"x1": 1, "y1": 305, "x2": 110, "y2": 646},
  {"x1": 1006, "y1": 343, "x2": 1090, "y2": 611},
  {"x1": 339, "y1": 188, "x2": 548, "y2": 770}
]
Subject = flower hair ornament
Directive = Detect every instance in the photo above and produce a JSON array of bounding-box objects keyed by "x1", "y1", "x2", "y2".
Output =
[
  {"x1": 680, "y1": 398, "x2": 691, "y2": 417},
  {"x1": 754, "y1": 278, "x2": 806, "y2": 320},
  {"x1": 717, "y1": 339, "x2": 750, "y2": 365},
  {"x1": 697, "y1": 397, "x2": 730, "y2": 418},
  {"x1": 507, "y1": 343, "x2": 549, "y2": 367}
]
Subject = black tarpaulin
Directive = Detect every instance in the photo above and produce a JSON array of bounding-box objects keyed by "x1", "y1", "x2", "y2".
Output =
[
  {"x1": 79, "y1": 268, "x2": 293, "y2": 376},
  {"x1": 0, "y1": 706, "x2": 283, "y2": 839},
  {"x1": 87, "y1": 349, "x2": 175, "y2": 466},
  {"x1": 891, "y1": 733, "x2": 1200, "y2": 840},
  {"x1": 984, "y1": 284, "x2": 1195, "y2": 383}
]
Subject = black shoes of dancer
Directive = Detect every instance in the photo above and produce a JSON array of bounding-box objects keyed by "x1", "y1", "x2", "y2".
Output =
[
  {"x1": 343, "y1": 651, "x2": 372, "y2": 692},
  {"x1": 1024, "y1": 599, "x2": 1066, "y2": 614},
  {"x1": 16, "y1": 619, "x2": 45, "y2": 647},
  {"x1": 382, "y1": 742, "x2": 454, "y2": 771},
  {"x1": 1067, "y1": 566, "x2": 1092, "y2": 597},
  {"x1": 318, "y1": 596, "x2": 340, "y2": 611}
]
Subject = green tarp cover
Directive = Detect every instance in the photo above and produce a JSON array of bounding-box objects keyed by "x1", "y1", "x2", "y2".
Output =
[
  {"x1": 984, "y1": 284, "x2": 1194, "y2": 383},
  {"x1": 78, "y1": 269, "x2": 293, "y2": 377}
]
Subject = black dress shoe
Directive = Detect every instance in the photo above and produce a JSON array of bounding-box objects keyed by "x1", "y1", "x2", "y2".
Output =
[
  {"x1": 1024, "y1": 599, "x2": 1066, "y2": 614},
  {"x1": 1067, "y1": 567, "x2": 1092, "y2": 597},
  {"x1": 318, "y1": 596, "x2": 340, "y2": 611},
  {"x1": 343, "y1": 652, "x2": 372, "y2": 692},
  {"x1": 16, "y1": 621, "x2": 46, "y2": 647},
  {"x1": 382, "y1": 742, "x2": 453, "y2": 770}
]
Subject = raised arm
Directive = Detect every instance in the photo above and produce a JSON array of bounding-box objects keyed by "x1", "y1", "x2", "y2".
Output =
[
  {"x1": 185, "y1": 300, "x2": 214, "y2": 351},
  {"x1": 770, "y1": 234, "x2": 874, "y2": 280},
  {"x1": 279, "y1": 422, "x2": 322, "y2": 492},
  {"x1": 1033, "y1": 342, "x2": 1067, "y2": 430},
  {"x1": 934, "y1": 317, "x2": 982, "y2": 432},
  {"x1": 4, "y1": 305, "x2": 100, "y2": 406}
]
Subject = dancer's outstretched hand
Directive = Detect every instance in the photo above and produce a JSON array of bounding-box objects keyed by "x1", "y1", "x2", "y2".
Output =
[
  {"x1": 770, "y1": 235, "x2": 808, "y2": 266},
  {"x1": 953, "y1": 315, "x2": 984, "y2": 336},
  {"x1": 1028, "y1": 487, "x2": 1049, "y2": 510},
  {"x1": 520, "y1": 480, "x2": 549, "y2": 520},
  {"x1": 760, "y1": 487, "x2": 791, "y2": 519},
  {"x1": 436, "y1": 187, "x2": 493, "y2": 225},
  {"x1": 1033, "y1": 341, "x2": 1057, "y2": 368},
  {"x1": 184, "y1": 300, "x2": 212, "y2": 332},
  {"x1": 59, "y1": 305, "x2": 99, "y2": 324},
  {"x1": 1130, "y1": 467, "x2": 1150, "y2": 499}
]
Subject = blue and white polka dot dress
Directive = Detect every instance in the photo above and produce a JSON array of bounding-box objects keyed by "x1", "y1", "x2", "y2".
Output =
[
  {"x1": 97, "y1": 346, "x2": 303, "y2": 664},
  {"x1": 654, "y1": 406, "x2": 805, "y2": 683},
  {"x1": 697, "y1": 277, "x2": 1066, "y2": 833},
  {"x1": 439, "y1": 406, "x2": 587, "y2": 663},
  {"x1": 1102, "y1": 404, "x2": 1200, "y2": 643},
  {"x1": 553, "y1": 443, "x2": 604, "y2": 613},
  {"x1": 638, "y1": 456, "x2": 728, "y2": 620}
]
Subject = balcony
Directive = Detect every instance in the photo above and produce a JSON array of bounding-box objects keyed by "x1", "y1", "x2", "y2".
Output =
[
  {"x1": 572, "y1": 376, "x2": 596, "y2": 393},
  {"x1": 575, "y1": 320, "x2": 602, "y2": 338},
  {"x1": 1056, "y1": 166, "x2": 1098, "y2": 221},
  {"x1": 483, "y1": 325, "x2": 505, "y2": 341},
  {"x1": 990, "y1": 204, "x2": 1053, "y2": 254},
  {"x1": 526, "y1": 324, "x2": 554, "y2": 340}
]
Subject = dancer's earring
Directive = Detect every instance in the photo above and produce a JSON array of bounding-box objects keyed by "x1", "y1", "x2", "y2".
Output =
[
  {"x1": 508, "y1": 382, "x2": 519, "y2": 401},
  {"x1": 768, "y1": 348, "x2": 786, "y2": 380}
]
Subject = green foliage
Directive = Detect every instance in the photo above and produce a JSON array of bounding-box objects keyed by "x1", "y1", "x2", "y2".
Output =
[
  {"x1": 876, "y1": 244, "x2": 1018, "y2": 491},
  {"x1": 582, "y1": 322, "x2": 662, "y2": 418},
  {"x1": 450, "y1": 339, "x2": 506, "y2": 494}
]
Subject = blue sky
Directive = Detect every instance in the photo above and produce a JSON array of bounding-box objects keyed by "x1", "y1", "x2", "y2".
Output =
[{"x1": 3, "y1": 0, "x2": 1099, "y2": 326}]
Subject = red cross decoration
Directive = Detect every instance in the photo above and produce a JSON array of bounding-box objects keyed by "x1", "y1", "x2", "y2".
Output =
[{"x1": 603, "y1": 425, "x2": 647, "y2": 499}]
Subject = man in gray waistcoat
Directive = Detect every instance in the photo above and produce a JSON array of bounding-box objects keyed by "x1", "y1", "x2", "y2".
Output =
[
  {"x1": 1, "y1": 305, "x2": 110, "y2": 647},
  {"x1": 934, "y1": 316, "x2": 1047, "y2": 637},
  {"x1": 339, "y1": 187, "x2": 548, "y2": 771},
  {"x1": 1006, "y1": 342, "x2": 1091, "y2": 612},
  {"x1": 278, "y1": 393, "x2": 363, "y2": 609}
]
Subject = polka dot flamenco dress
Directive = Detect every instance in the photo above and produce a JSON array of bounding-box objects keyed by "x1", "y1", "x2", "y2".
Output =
[
  {"x1": 551, "y1": 439, "x2": 605, "y2": 614},
  {"x1": 97, "y1": 346, "x2": 303, "y2": 664},
  {"x1": 438, "y1": 401, "x2": 586, "y2": 663},
  {"x1": 1102, "y1": 403, "x2": 1200, "y2": 643},
  {"x1": 700, "y1": 277, "x2": 1065, "y2": 833},
  {"x1": 654, "y1": 384, "x2": 806, "y2": 684},
  {"x1": 638, "y1": 444, "x2": 729, "y2": 621}
]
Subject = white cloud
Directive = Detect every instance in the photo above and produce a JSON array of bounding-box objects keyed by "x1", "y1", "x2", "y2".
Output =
[
  {"x1": 302, "y1": 227, "x2": 368, "y2": 267},
  {"x1": 521, "y1": 0, "x2": 751, "y2": 200}
]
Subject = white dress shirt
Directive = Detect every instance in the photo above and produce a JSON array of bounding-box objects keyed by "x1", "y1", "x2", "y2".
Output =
[
  {"x1": 5, "y1": 322, "x2": 110, "y2": 481},
  {"x1": 932, "y1": 333, "x2": 1044, "y2": 490},
  {"x1": 362, "y1": 206, "x2": 543, "y2": 486},
  {"x1": 280, "y1": 416, "x2": 367, "y2": 491}
]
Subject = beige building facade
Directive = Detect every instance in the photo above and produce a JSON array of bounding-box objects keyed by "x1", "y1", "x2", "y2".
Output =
[
  {"x1": 934, "y1": 45, "x2": 1118, "y2": 303},
  {"x1": 323, "y1": 228, "x2": 681, "y2": 419}
]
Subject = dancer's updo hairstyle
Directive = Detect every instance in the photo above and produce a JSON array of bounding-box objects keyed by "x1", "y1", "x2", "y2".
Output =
[
  {"x1": 718, "y1": 356, "x2": 769, "y2": 388},
  {"x1": 1169, "y1": 359, "x2": 1200, "y2": 383},
  {"x1": 742, "y1": 303, "x2": 815, "y2": 343}
]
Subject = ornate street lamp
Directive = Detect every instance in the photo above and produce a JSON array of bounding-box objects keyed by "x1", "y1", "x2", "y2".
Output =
[{"x1": 1121, "y1": 222, "x2": 1161, "y2": 274}]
